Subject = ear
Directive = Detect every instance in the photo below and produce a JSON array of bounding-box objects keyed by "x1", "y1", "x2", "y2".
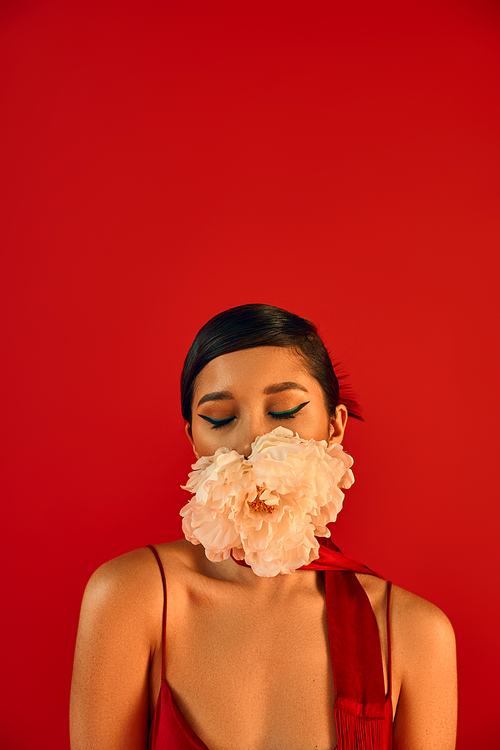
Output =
[
  {"x1": 328, "y1": 404, "x2": 348, "y2": 445},
  {"x1": 185, "y1": 422, "x2": 200, "y2": 459}
]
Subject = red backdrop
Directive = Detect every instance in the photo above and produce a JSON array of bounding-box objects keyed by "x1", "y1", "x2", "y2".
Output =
[{"x1": 1, "y1": 1, "x2": 499, "y2": 747}]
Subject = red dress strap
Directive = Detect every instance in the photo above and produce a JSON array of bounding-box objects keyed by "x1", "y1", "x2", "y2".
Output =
[
  {"x1": 386, "y1": 580, "x2": 393, "y2": 698},
  {"x1": 147, "y1": 544, "x2": 167, "y2": 681}
]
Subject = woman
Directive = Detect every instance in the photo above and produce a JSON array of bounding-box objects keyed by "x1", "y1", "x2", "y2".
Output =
[{"x1": 70, "y1": 304, "x2": 457, "y2": 750}]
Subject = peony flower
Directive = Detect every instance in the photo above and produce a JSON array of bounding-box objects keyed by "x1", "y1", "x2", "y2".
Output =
[{"x1": 180, "y1": 426, "x2": 354, "y2": 577}]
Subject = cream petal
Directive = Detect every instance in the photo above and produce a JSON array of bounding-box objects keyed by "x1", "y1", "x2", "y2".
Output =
[{"x1": 205, "y1": 548, "x2": 231, "y2": 563}]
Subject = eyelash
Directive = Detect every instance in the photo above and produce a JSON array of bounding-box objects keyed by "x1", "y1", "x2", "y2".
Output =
[{"x1": 199, "y1": 401, "x2": 310, "y2": 430}]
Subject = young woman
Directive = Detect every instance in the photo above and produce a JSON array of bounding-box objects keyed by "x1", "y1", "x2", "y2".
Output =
[{"x1": 70, "y1": 304, "x2": 457, "y2": 750}]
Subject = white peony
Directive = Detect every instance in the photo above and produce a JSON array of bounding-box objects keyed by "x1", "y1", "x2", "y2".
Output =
[{"x1": 180, "y1": 426, "x2": 354, "y2": 577}]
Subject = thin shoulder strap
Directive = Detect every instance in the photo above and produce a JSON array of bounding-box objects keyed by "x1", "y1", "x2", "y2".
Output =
[
  {"x1": 146, "y1": 544, "x2": 166, "y2": 681},
  {"x1": 386, "y1": 580, "x2": 393, "y2": 698}
]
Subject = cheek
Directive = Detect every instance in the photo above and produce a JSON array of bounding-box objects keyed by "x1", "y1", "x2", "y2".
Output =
[
  {"x1": 302, "y1": 421, "x2": 331, "y2": 443},
  {"x1": 190, "y1": 424, "x2": 221, "y2": 458},
  {"x1": 298, "y1": 403, "x2": 331, "y2": 439}
]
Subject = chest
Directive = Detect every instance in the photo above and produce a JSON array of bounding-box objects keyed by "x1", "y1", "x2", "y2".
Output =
[{"x1": 152, "y1": 583, "x2": 338, "y2": 750}]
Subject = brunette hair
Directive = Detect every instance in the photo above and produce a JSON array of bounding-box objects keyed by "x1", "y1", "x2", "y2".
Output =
[{"x1": 180, "y1": 303, "x2": 362, "y2": 425}]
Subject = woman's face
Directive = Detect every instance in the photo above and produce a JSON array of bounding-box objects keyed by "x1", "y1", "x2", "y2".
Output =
[{"x1": 187, "y1": 346, "x2": 348, "y2": 459}]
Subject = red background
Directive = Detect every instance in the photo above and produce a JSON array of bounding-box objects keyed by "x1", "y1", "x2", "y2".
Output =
[{"x1": 1, "y1": 1, "x2": 499, "y2": 747}]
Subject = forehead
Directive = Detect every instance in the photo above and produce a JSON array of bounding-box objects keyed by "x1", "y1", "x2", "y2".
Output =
[{"x1": 193, "y1": 346, "x2": 319, "y2": 397}]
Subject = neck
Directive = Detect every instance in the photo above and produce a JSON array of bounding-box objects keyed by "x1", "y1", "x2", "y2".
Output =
[{"x1": 203, "y1": 549, "x2": 322, "y2": 597}]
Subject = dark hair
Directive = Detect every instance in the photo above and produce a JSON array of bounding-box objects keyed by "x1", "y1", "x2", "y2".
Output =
[{"x1": 180, "y1": 303, "x2": 362, "y2": 425}]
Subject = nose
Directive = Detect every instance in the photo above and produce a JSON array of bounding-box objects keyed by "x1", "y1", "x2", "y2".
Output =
[
  {"x1": 237, "y1": 413, "x2": 267, "y2": 459},
  {"x1": 240, "y1": 436, "x2": 254, "y2": 459}
]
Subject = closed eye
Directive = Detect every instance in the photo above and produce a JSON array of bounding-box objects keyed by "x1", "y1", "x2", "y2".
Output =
[
  {"x1": 268, "y1": 401, "x2": 310, "y2": 419},
  {"x1": 198, "y1": 414, "x2": 236, "y2": 429}
]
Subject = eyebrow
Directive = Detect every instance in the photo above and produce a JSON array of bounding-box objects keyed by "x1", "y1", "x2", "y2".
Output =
[
  {"x1": 197, "y1": 382, "x2": 308, "y2": 408},
  {"x1": 197, "y1": 390, "x2": 234, "y2": 407},
  {"x1": 263, "y1": 381, "x2": 309, "y2": 396}
]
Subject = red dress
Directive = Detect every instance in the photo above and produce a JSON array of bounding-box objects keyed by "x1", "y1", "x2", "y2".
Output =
[{"x1": 147, "y1": 542, "x2": 393, "y2": 750}]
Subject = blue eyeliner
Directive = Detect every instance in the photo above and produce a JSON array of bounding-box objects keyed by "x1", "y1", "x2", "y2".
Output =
[
  {"x1": 268, "y1": 401, "x2": 310, "y2": 418},
  {"x1": 197, "y1": 401, "x2": 310, "y2": 430},
  {"x1": 198, "y1": 414, "x2": 236, "y2": 428}
]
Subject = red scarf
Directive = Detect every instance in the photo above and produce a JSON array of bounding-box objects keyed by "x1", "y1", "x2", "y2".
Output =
[{"x1": 232, "y1": 535, "x2": 384, "y2": 579}]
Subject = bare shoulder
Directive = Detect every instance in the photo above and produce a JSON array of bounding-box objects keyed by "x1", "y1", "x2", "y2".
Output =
[
  {"x1": 80, "y1": 540, "x2": 198, "y2": 631},
  {"x1": 87, "y1": 539, "x2": 195, "y2": 584},
  {"x1": 83, "y1": 547, "x2": 157, "y2": 612},
  {"x1": 390, "y1": 583, "x2": 456, "y2": 665},
  {"x1": 388, "y1": 584, "x2": 457, "y2": 749},
  {"x1": 71, "y1": 542, "x2": 199, "y2": 749},
  {"x1": 357, "y1": 573, "x2": 455, "y2": 648},
  {"x1": 86, "y1": 546, "x2": 158, "y2": 593},
  {"x1": 78, "y1": 548, "x2": 157, "y2": 657}
]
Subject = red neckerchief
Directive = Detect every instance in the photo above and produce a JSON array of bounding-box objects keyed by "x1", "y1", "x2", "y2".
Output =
[{"x1": 231, "y1": 536, "x2": 384, "y2": 579}]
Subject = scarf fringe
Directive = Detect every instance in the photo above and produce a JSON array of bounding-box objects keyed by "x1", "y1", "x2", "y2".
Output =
[{"x1": 335, "y1": 708, "x2": 386, "y2": 750}]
